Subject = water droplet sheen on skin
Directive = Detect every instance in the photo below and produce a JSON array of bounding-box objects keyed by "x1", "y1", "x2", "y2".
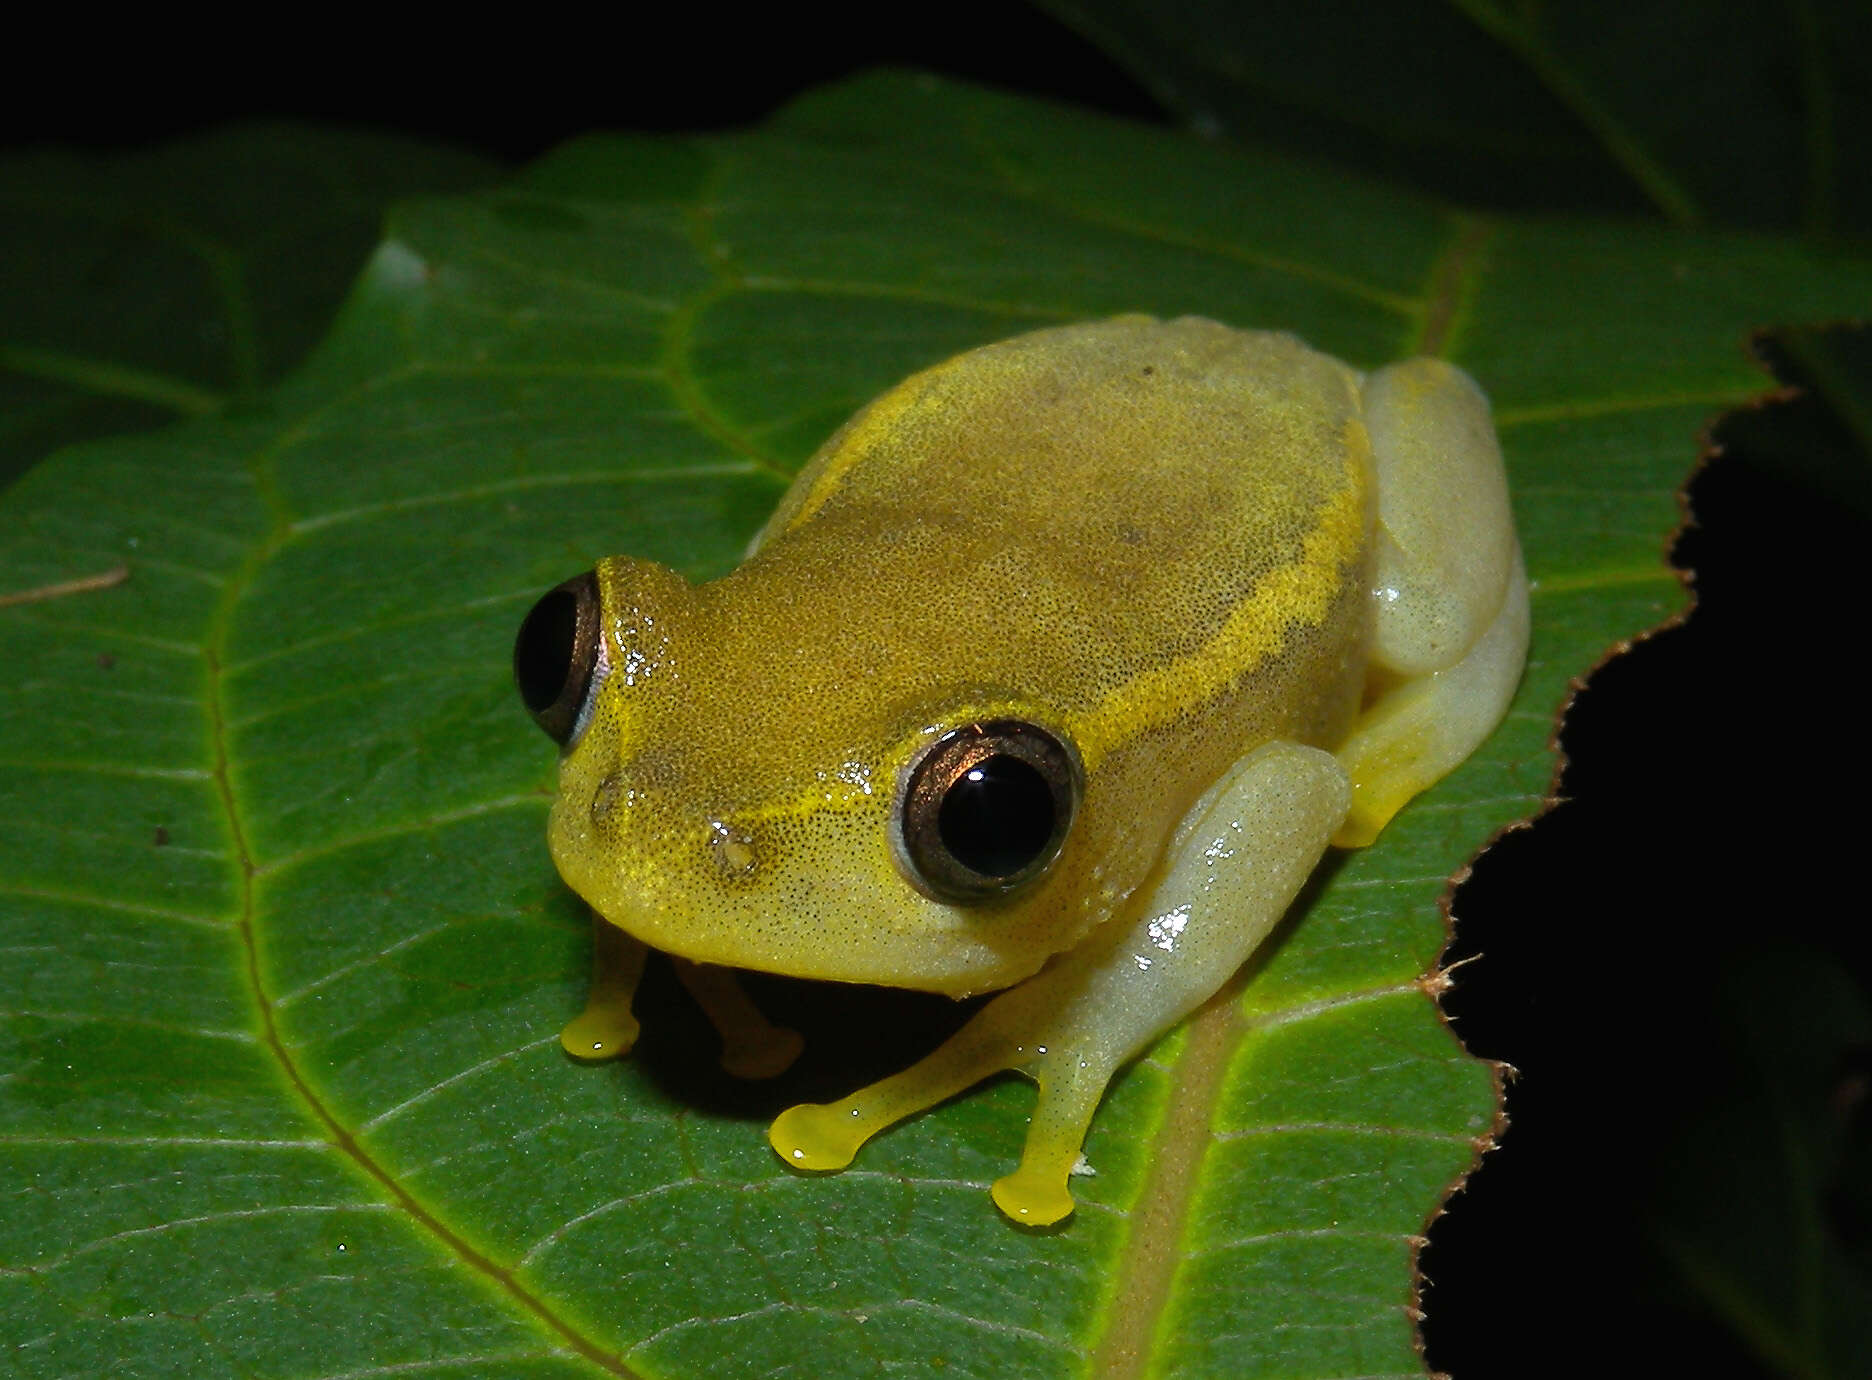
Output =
[{"x1": 709, "y1": 821, "x2": 758, "y2": 876}]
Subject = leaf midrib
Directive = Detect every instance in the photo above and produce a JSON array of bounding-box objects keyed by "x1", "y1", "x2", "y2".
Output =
[{"x1": 201, "y1": 432, "x2": 643, "y2": 1375}]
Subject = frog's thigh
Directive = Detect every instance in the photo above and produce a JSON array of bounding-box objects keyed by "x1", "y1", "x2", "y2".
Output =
[
  {"x1": 770, "y1": 741, "x2": 1350, "y2": 1226},
  {"x1": 1337, "y1": 359, "x2": 1531, "y2": 847},
  {"x1": 1361, "y1": 358, "x2": 1517, "y2": 675},
  {"x1": 671, "y1": 958, "x2": 804, "y2": 1079}
]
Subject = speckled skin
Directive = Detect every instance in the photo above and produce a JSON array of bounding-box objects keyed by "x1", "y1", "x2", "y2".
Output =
[
  {"x1": 539, "y1": 315, "x2": 1528, "y2": 1223},
  {"x1": 551, "y1": 319, "x2": 1373, "y2": 993}
]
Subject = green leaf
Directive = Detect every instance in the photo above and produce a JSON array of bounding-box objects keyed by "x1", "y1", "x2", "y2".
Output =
[
  {"x1": 1036, "y1": 0, "x2": 1872, "y2": 232},
  {"x1": 1647, "y1": 948, "x2": 1872, "y2": 1380},
  {"x1": 0, "y1": 124, "x2": 499, "y2": 491},
  {"x1": 3, "y1": 72, "x2": 1866, "y2": 1377},
  {"x1": 1735, "y1": 321, "x2": 1872, "y2": 518}
]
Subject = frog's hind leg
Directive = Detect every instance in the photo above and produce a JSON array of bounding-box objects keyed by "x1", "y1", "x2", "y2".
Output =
[
  {"x1": 771, "y1": 741, "x2": 1350, "y2": 1226},
  {"x1": 671, "y1": 958, "x2": 805, "y2": 1079},
  {"x1": 1335, "y1": 358, "x2": 1531, "y2": 847}
]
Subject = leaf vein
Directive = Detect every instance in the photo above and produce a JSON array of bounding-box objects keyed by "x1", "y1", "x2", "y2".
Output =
[
  {"x1": 516, "y1": 1181, "x2": 699, "y2": 1269},
  {"x1": 1497, "y1": 387, "x2": 1754, "y2": 425},
  {"x1": 934, "y1": 104, "x2": 1420, "y2": 315},
  {"x1": 288, "y1": 463, "x2": 760, "y2": 537},
  {"x1": 1, "y1": 1009, "x2": 255, "y2": 1043},
  {"x1": 22, "y1": 1202, "x2": 392, "y2": 1272},
  {"x1": 297, "y1": 1350, "x2": 580, "y2": 1380},
  {"x1": 355, "y1": 1034, "x2": 561, "y2": 1133},
  {"x1": 740, "y1": 274, "x2": 1082, "y2": 323},
  {"x1": 0, "y1": 1134, "x2": 327, "y2": 1149},
  {"x1": 1213, "y1": 1122, "x2": 1481, "y2": 1145},
  {"x1": 0, "y1": 883, "x2": 227, "y2": 929},
  {"x1": 253, "y1": 793, "x2": 543, "y2": 879}
]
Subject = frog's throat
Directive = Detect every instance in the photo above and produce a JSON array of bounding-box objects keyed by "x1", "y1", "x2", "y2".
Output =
[{"x1": 574, "y1": 893, "x2": 1054, "y2": 1000}]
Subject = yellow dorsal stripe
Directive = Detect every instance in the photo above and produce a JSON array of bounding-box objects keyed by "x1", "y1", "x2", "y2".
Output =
[
  {"x1": 1070, "y1": 457, "x2": 1369, "y2": 768},
  {"x1": 779, "y1": 369, "x2": 947, "y2": 533}
]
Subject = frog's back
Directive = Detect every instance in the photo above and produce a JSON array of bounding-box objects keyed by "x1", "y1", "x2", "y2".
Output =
[
  {"x1": 554, "y1": 318, "x2": 1383, "y2": 992},
  {"x1": 748, "y1": 316, "x2": 1375, "y2": 765}
]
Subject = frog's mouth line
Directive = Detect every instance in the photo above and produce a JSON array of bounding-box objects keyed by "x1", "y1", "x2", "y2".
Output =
[{"x1": 560, "y1": 854, "x2": 1075, "y2": 1002}]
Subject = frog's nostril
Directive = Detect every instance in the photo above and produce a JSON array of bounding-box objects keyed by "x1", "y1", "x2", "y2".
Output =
[{"x1": 589, "y1": 772, "x2": 622, "y2": 827}]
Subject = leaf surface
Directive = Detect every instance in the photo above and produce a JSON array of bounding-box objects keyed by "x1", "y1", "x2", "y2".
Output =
[
  {"x1": 0, "y1": 125, "x2": 498, "y2": 490},
  {"x1": 4, "y1": 73, "x2": 1866, "y2": 1378},
  {"x1": 1036, "y1": 0, "x2": 1872, "y2": 232}
]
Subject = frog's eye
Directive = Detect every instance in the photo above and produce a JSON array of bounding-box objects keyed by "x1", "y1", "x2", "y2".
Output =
[
  {"x1": 896, "y1": 720, "x2": 1081, "y2": 903},
  {"x1": 514, "y1": 571, "x2": 603, "y2": 746}
]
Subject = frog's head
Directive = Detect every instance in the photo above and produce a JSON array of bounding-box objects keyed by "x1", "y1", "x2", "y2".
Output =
[{"x1": 514, "y1": 552, "x2": 1126, "y2": 999}]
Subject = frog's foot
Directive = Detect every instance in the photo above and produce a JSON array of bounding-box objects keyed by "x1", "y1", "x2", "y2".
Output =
[
  {"x1": 990, "y1": 1057, "x2": 1109, "y2": 1226},
  {"x1": 673, "y1": 958, "x2": 804, "y2": 1079},
  {"x1": 767, "y1": 1029, "x2": 1106, "y2": 1224},
  {"x1": 561, "y1": 918, "x2": 648, "y2": 1061}
]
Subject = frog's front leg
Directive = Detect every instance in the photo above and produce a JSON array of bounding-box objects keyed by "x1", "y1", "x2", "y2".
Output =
[
  {"x1": 562, "y1": 916, "x2": 803, "y2": 1078},
  {"x1": 561, "y1": 917, "x2": 649, "y2": 1060},
  {"x1": 770, "y1": 740, "x2": 1351, "y2": 1225}
]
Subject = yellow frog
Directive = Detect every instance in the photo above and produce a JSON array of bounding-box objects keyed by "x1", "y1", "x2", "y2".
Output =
[{"x1": 514, "y1": 316, "x2": 1528, "y2": 1225}]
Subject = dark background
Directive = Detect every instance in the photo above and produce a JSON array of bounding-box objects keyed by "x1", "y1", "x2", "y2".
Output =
[{"x1": 11, "y1": 8, "x2": 1866, "y2": 1377}]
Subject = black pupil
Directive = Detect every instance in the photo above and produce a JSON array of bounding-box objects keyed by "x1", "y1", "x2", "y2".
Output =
[
  {"x1": 515, "y1": 588, "x2": 578, "y2": 714},
  {"x1": 937, "y1": 753, "x2": 1056, "y2": 878}
]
